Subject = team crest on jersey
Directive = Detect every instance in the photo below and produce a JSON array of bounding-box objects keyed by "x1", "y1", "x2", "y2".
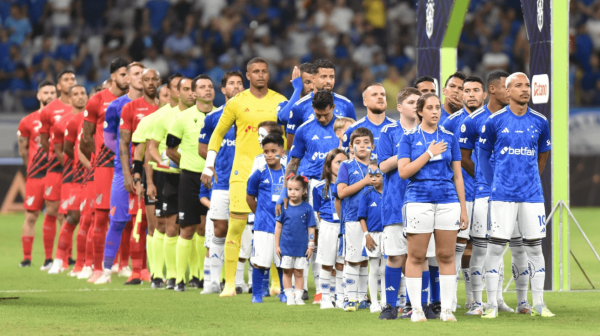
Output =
[
  {"x1": 45, "y1": 186, "x2": 53, "y2": 196},
  {"x1": 96, "y1": 194, "x2": 103, "y2": 205},
  {"x1": 461, "y1": 124, "x2": 466, "y2": 133},
  {"x1": 26, "y1": 196, "x2": 35, "y2": 206},
  {"x1": 537, "y1": 0, "x2": 544, "y2": 31},
  {"x1": 289, "y1": 111, "x2": 293, "y2": 119},
  {"x1": 343, "y1": 134, "x2": 347, "y2": 142},
  {"x1": 129, "y1": 199, "x2": 134, "y2": 210},
  {"x1": 426, "y1": 0, "x2": 434, "y2": 39}
]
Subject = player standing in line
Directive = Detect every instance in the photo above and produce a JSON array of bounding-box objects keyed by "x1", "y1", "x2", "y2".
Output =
[
  {"x1": 478, "y1": 73, "x2": 554, "y2": 318},
  {"x1": 334, "y1": 117, "x2": 355, "y2": 149},
  {"x1": 166, "y1": 75, "x2": 214, "y2": 291},
  {"x1": 438, "y1": 72, "x2": 466, "y2": 126},
  {"x1": 48, "y1": 85, "x2": 88, "y2": 274},
  {"x1": 398, "y1": 93, "x2": 469, "y2": 322},
  {"x1": 81, "y1": 58, "x2": 129, "y2": 282},
  {"x1": 276, "y1": 63, "x2": 314, "y2": 132},
  {"x1": 198, "y1": 71, "x2": 244, "y2": 294},
  {"x1": 17, "y1": 81, "x2": 57, "y2": 267},
  {"x1": 38, "y1": 70, "x2": 77, "y2": 270},
  {"x1": 441, "y1": 76, "x2": 485, "y2": 310},
  {"x1": 201, "y1": 58, "x2": 287, "y2": 297},
  {"x1": 157, "y1": 84, "x2": 170, "y2": 107}
]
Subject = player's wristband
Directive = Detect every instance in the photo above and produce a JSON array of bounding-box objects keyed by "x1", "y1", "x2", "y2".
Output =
[
  {"x1": 308, "y1": 242, "x2": 315, "y2": 248},
  {"x1": 426, "y1": 149, "x2": 434, "y2": 159},
  {"x1": 276, "y1": 187, "x2": 288, "y2": 205},
  {"x1": 132, "y1": 160, "x2": 144, "y2": 175},
  {"x1": 202, "y1": 150, "x2": 217, "y2": 177},
  {"x1": 363, "y1": 231, "x2": 369, "y2": 237}
]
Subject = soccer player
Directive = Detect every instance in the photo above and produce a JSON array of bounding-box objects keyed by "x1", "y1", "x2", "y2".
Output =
[
  {"x1": 38, "y1": 70, "x2": 77, "y2": 270},
  {"x1": 198, "y1": 71, "x2": 244, "y2": 294},
  {"x1": 277, "y1": 63, "x2": 314, "y2": 133},
  {"x1": 17, "y1": 81, "x2": 57, "y2": 267},
  {"x1": 157, "y1": 84, "x2": 170, "y2": 107},
  {"x1": 439, "y1": 72, "x2": 466, "y2": 125},
  {"x1": 48, "y1": 85, "x2": 88, "y2": 274},
  {"x1": 398, "y1": 93, "x2": 469, "y2": 322},
  {"x1": 478, "y1": 73, "x2": 553, "y2": 318},
  {"x1": 441, "y1": 76, "x2": 485, "y2": 310},
  {"x1": 202, "y1": 58, "x2": 287, "y2": 297},
  {"x1": 166, "y1": 75, "x2": 214, "y2": 291},
  {"x1": 413, "y1": 76, "x2": 436, "y2": 95}
]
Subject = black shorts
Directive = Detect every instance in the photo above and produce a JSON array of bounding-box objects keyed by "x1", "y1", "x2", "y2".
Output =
[
  {"x1": 142, "y1": 169, "x2": 155, "y2": 206},
  {"x1": 161, "y1": 172, "x2": 180, "y2": 216},
  {"x1": 178, "y1": 169, "x2": 208, "y2": 227},
  {"x1": 153, "y1": 171, "x2": 166, "y2": 217}
]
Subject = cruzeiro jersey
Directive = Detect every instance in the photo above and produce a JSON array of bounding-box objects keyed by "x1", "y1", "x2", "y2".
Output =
[
  {"x1": 246, "y1": 164, "x2": 285, "y2": 234},
  {"x1": 442, "y1": 108, "x2": 475, "y2": 201},
  {"x1": 289, "y1": 115, "x2": 339, "y2": 179},
  {"x1": 398, "y1": 125, "x2": 461, "y2": 204},
  {"x1": 459, "y1": 105, "x2": 495, "y2": 198},
  {"x1": 358, "y1": 187, "x2": 383, "y2": 232},
  {"x1": 104, "y1": 95, "x2": 132, "y2": 172},
  {"x1": 376, "y1": 121, "x2": 409, "y2": 226},
  {"x1": 286, "y1": 91, "x2": 356, "y2": 135},
  {"x1": 199, "y1": 105, "x2": 235, "y2": 191},
  {"x1": 276, "y1": 100, "x2": 289, "y2": 127},
  {"x1": 167, "y1": 105, "x2": 212, "y2": 173},
  {"x1": 336, "y1": 158, "x2": 369, "y2": 223},
  {"x1": 479, "y1": 106, "x2": 551, "y2": 203},
  {"x1": 341, "y1": 115, "x2": 395, "y2": 159},
  {"x1": 312, "y1": 180, "x2": 339, "y2": 223}
]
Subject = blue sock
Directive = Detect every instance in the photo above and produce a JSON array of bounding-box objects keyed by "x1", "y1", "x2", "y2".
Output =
[
  {"x1": 102, "y1": 220, "x2": 127, "y2": 269},
  {"x1": 277, "y1": 267, "x2": 284, "y2": 292},
  {"x1": 252, "y1": 267, "x2": 263, "y2": 297},
  {"x1": 262, "y1": 269, "x2": 270, "y2": 295},
  {"x1": 385, "y1": 266, "x2": 402, "y2": 307},
  {"x1": 429, "y1": 266, "x2": 440, "y2": 303},
  {"x1": 421, "y1": 270, "x2": 430, "y2": 306}
]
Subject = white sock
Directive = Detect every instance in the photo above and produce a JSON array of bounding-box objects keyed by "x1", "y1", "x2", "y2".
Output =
[
  {"x1": 406, "y1": 277, "x2": 422, "y2": 310},
  {"x1": 342, "y1": 266, "x2": 348, "y2": 301},
  {"x1": 336, "y1": 269, "x2": 344, "y2": 302},
  {"x1": 368, "y1": 258, "x2": 380, "y2": 304},
  {"x1": 379, "y1": 261, "x2": 386, "y2": 305},
  {"x1": 303, "y1": 264, "x2": 309, "y2": 292},
  {"x1": 294, "y1": 288, "x2": 304, "y2": 303},
  {"x1": 497, "y1": 261, "x2": 505, "y2": 302},
  {"x1": 399, "y1": 273, "x2": 407, "y2": 307},
  {"x1": 284, "y1": 288, "x2": 294, "y2": 305},
  {"x1": 346, "y1": 264, "x2": 359, "y2": 301},
  {"x1": 510, "y1": 238, "x2": 529, "y2": 305},
  {"x1": 210, "y1": 237, "x2": 225, "y2": 285},
  {"x1": 462, "y1": 268, "x2": 473, "y2": 303},
  {"x1": 484, "y1": 240, "x2": 506, "y2": 307},
  {"x1": 359, "y1": 266, "x2": 368, "y2": 302},
  {"x1": 203, "y1": 257, "x2": 211, "y2": 284},
  {"x1": 454, "y1": 243, "x2": 466, "y2": 305},
  {"x1": 311, "y1": 252, "x2": 320, "y2": 294},
  {"x1": 439, "y1": 274, "x2": 455, "y2": 310},
  {"x1": 235, "y1": 261, "x2": 245, "y2": 286},
  {"x1": 330, "y1": 273, "x2": 336, "y2": 302},
  {"x1": 525, "y1": 240, "x2": 545, "y2": 306},
  {"x1": 248, "y1": 262, "x2": 253, "y2": 286},
  {"x1": 319, "y1": 268, "x2": 331, "y2": 302},
  {"x1": 470, "y1": 238, "x2": 487, "y2": 304}
]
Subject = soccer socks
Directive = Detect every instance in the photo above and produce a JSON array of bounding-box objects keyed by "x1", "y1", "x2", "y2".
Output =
[
  {"x1": 497, "y1": 261, "x2": 505, "y2": 302},
  {"x1": 131, "y1": 218, "x2": 147, "y2": 275},
  {"x1": 510, "y1": 237, "x2": 529, "y2": 305},
  {"x1": 76, "y1": 214, "x2": 92, "y2": 269},
  {"x1": 196, "y1": 235, "x2": 206, "y2": 280},
  {"x1": 176, "y1": 237, "x2": 193, "y2": 284},
  {"x1": 346, "y1": 264, "x2": 360, "y2": 301},
  {"x1": 189, "y1": 234, "x2": 199, "y2": 279},
  {"x1": 385, "y1": 266, "x2": 402, "y2": 307},
  {"x1": 484, "y1": 238, "x2": 507, "y2": 307},
  {"x1": 203, "y1": 256, "x2": 212, "y2": 284},
  {"x1": 93, "y1": 210, "x2": 109, "y2": 271},
  {"x1": 235, "y1": 261, "x2": 246, "y2": 286},
  {"x1": 524, "y1": 239, "x2": 545, "y2": 306},
  {"x1": 421, "y1": 271, "x2": 430, "y2": 306},
  {"x1": 378, "y1": 262, "x2": 386, "y2": 305},
  {"x1": 320, "y1": 269, "x2": 332, "y2": 302},
  {"x1": 470, "y1": 237, "x2": 488, "y2": 305},
  {"x1": 310, "y1": 252, "x2": 320, "y2": 294},
  {"x1": 102, "y1": 219, "x2": 128, "y2": 270},
  {"x1": 153, "y1": 230, "x2": 165, "y2": 279},
  {"x1": 146, "y1": 234, "x2": 154, "y2": 275},
  {"x1": 164, "y1": 235, "x2": 178, "y2": 279},
  {"x1": 462, "y1": 268, "x2": 473, "y2": 303},
  {"x1": 56, "y1": 223, "x2": 76, "y2": 261},
  {"x1": 119, "y1": 220, "x2": 132, "y2": 269},
  {"x1": 406, "y1": 277, "x2": 423, "y2": 309},
  {"x1": 303, "y1": 264, "x2": 309, "y2": 291},
  {"x1": 85, "y1": 215, "x2": 95, "y2": 267},
  {"x1": 329, "y1": 273, "x2": 336, "y2": 301},
  {"x1": 22, "y1": 236, "x2": 34, "y2": 261},
  {"x1": 336, "y1": 268, "x2": 344, "y2": 302},
  {"x1": 439, "y1": 274, "x2": 455, "y2": 311},
  {"x1": 399, "y1": 273, "x2": 407, "y2": 307},
  {"x1": 252, "y1": 267, "x2": 264, "y2": 297},
  {"x1": 42, "y1": 214, "x2": 57, "y2": 260},
  {"x1": 284, "y1": 288, "x2": 294, "y2": 305},
  {"x1": 224, "y1": 215, "x2": 246, "y2": 286},
  {"x1": 455, "y1": 243, "x2": 466, "y2": 304},
  {"x1": 211, "y1": 237, "x2": 225, "y2": 285},
  {"x1": 428, "y1": 264, "x2": 440, "y2": 304}
]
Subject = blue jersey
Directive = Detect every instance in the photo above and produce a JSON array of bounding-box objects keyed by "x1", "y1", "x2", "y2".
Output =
[
  {"x1": 331, "y1": 183, "x2": 345, "y2": 234},
  {"x1": 276, "y1": 201, "x2": 316, "y2": 257},
  {"x1": 377, "y1": 121, "x2": 409, "y2": 226},
  {"x1": 276, "y1": 100, "x2": 289, "y2": 127},
  {"x1": 103, "y1": 95, "x2": 132, "y2": 172},
  {"x1": 398, "y1": 125, "x2": 461, "y2": 204},
  {"x1": 246, "y1": 164, "x2": 285, "y2": 233},
  {"x1": 199, "y1": 182, "x2": 211, "y2": 199},
  {"x1": 439, "y1": 106, "x2": 452, "y2": 125},
  {"x1": 336, "y1": 159, "x2": 369, "y2": 223},
  {"x1": 199, "y1": 105, "x2": 235, "y2": 190},
  {"x1": 342, "y1": 115, "x2": 395, "y2": 159},
  {"x1": 479, "y1": 106, "x2": 551, "y2": 203},
  {"x1": 286, "y1": 91, "x2": 356, "y2": 135},
  {"x1": 290, "y1": 116, "x2": 339, "y2": 179},
  {"x1": 358, "y1": 187, "x2": 383, "y2": 232},
  {"x1": 442, "y1": 108, "x2": 475, "y2": 201},
  {"x1": 312, "y1": 180, "x2": 339, "y2": 223},
  {"x1": 459, "y1": 105, "x2": 495, "y2": 198}
]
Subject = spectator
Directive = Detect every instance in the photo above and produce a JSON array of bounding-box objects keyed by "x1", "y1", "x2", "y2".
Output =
[
  {"x1": 32, "y1": 37, "x2": 55, "y2": 67},
  {"x1": 171, "y1": 53, "x2": 197, "y2": 78},
  {"x1": 195, "y1": 0, "x2": 227, "y2": 27},
  {"x1": 164, "y1": 27, "x2": 193, "y2": 58},
  {"x1": 48, "y1": 0, "x2": 73, "y2": 36},
  {"x1": 254, "y1": 34, "x2": 283, "y2": 69},
  {"x1": 388, "y1": 44, "x2": 412, "y2": 75},
  {"x1": 20, "y1": 0, "x2": 48, "y2": 36},
  {"x1": 73, "y1": 44, "x2": 94, "y2": 76},
  {"x1": 55, "y1": 31, "x2": 77, "y2": 61},
  {"x1": 79, "y1": 0, "x2": 109, "y2": 34},
  {"x1": 4, "y1": 4, "x2": 32, "y2": 45},
  {"x1": 31, "y1": 56, "x2": 55, "y2": 84},
  {"x1": 0, "y1": 28, "x2": 14, "y2": 62},
  {"x1": 382, "y1": 66, "x2": 407, "y2": 110},
  {"x1": 103, "y1": 23, "x2": 127, "y2": 57},
  {"x1": 353, "y1": 34, "x2": 381, "y2": 67},
  {"x1": 8, "y1": 64, "x2": 37, "y2": 112},
  {"x1": 141, "y1": 46, "x2": 170, "y2": 77},
  {"x1": 144, "y1": 0, "x2": 170, "y2": 33},
  {"x1": 286, "y1": 23, "x2": 312, "y2": 58},
  {"x1": 481, "y1": 39, "x2": 510, "y2": 71},
  {"x1": 129, "y1": 24, "x2": 155, "y2": 61},
  {"x1": 580, "y1": 53, "x2": 600, "y2": 105},
  {"x1": 370, "y1": 52, "x2": 388, "y2": 82},
  {"x1": 575, "y1": 20, "x2": 595, "y2": 71}
]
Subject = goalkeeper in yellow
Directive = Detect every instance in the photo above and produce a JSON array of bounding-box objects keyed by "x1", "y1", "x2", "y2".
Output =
[{"x1": 201, "y1": 58, "x2": 287, "y2": 297}]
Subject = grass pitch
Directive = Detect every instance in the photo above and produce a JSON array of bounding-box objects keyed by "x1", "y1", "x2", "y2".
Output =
[{"x1": 1, "y1": 208, "x2": 600, "y2": 335}]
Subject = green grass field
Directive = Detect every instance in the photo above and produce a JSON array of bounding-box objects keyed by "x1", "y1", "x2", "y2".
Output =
[{"x1": 2, "y1": 208, "x2": 600, "y2": 335}]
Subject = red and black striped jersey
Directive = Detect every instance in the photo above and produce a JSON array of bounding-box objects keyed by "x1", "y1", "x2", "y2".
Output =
[
  {"x1": 40, "y1": 99, "x2": 72, "y2": 173},
  {"x1": 65, "y1": 113, "x2": 86, "y2": 184},
  {"x1": 84, "y1": 89, "x2": 119, "y2": 168},
  {"x1": 17, "y1": 110, "x2": 48, "y2": 179}
]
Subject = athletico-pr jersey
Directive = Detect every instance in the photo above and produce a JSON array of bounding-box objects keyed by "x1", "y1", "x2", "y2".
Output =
[
  {"x1": 377, "y1": 121, "x2": 409, "y2": 226},
  {"x1": 442, "y1": 108, "x2": 475, "y2": 201},
  {"x1": 246, "y1": 164, "x2": 285, "y2": 234},
  {"x1": 65, "y1": 113, "x2": 85, "y2": 184},
  {"x1": 312, "y1": 180, "x2": 339, "y2": 223},
  {"x1": 17, "y1": 110, "x2": 48, "y2": 179},
  {"x1": 104, "y1": 95, "x2": 131, "y2": 171},
  {"x1": 199, "y1": 105, "x2": 235, "y2": 191},
  {"x1": 479, "y1": 106, "x2": 551, "y2": 202},
  {"x1": 341, "y1": 115, "x2": 395, "y2": 158},
  {"x1": 167, "y1": 105, "x2": 212, "y2": 173},
  {"x1": 358, "y1": 187, "x2": 383, "y2": 232},
  {"x1": 398, "y1": 125, "x2": 461, "y2": 204},
  {"x1": 51, "y1": 113, "x2": 76, "y2": 183},
  {"x1": 40, "y1": 98, "x2": 72, "y2": 173},
  {"x1": 275, "y1": 201, "x2": 316, "y2": 257},
  {"x1": 120, "y1": 97, "x2": 159, "y2": 167},
  {"x1": 286, "y1": 91, "x2": 356, "y2": 135},
  {"x1": 289, "y1": 116, "x2": 339, "y2": 179},
  {"x1": 84, "y1": 88, "x2": 119, "y2": 168},
  {"x1": 336, "y1": 158, "x2": 369, "y2": 223}
]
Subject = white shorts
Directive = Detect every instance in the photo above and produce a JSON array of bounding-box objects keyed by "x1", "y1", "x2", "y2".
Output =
[
  {"x1": 488, "y1": 201, "x2": 546, "y2": 240},
  {"x1": 209, "y1": 189, "x2": 229, "y2": 221},
  {"x1": 457, "y1": 201, "x2": 474, "y2": 239},
  {"x1": 308, "y1": 179, "x2": 320, "y2": 226},
  {"x1": 404, "y1": 202, "x2": 461, "y2": 234},
  {"x1": 363, "y1": 231, "x2": 383, "y2": 258},
  {"x1": 315, "y1": 220, "x2": 341, "y2": 266},
  {"x1": 382, "y1": 224, "x2": 407, "y2": 256},
  {"x1": 239, "y1": 224, "x2": 253, "y2": 259},
  {"x1": 251, "y1": 231, "x2": 280, "y2": 268},
  {"x1": 204, "y1": 209, "x2": 214, "y2": 249},
  {"x1": 280, "y1": 256, "x2": 308, "y2": 270},
  {"x1": 344, "y1": 221, "x2": 367, "y2": 263},
  {"x1": 336, "y1": 235, "x2": 345, "y2": 264},
  {"x1": 471, "y1": 197, "x2": 489, "y2": 239}
]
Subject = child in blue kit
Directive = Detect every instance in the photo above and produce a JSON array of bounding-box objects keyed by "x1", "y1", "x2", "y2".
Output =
[{"x1": 275, "y1": 174, "x2": 316, "y2": 306}]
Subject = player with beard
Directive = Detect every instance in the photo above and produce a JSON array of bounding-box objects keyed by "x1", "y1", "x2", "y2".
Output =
[
  {"x1": 413, "y1": 76, "x2": 437, "y2": 95},
  {"x1": 277, "y1": 63, "x2": 315, "y2": 137},
  {"x1": 17, "y1": 81, "x2": 57, "y2": 267}
]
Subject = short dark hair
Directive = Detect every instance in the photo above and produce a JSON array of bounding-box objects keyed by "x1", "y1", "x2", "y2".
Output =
[
  {"x1": 413, "y1": 76, "x2": 435, "y2": 88},
  {"x1": 168, "y1": 73, "x2": 184, "y2": 89},
  {"x1": 38, "y1": 80, "x2": 55, "y2": 91},
  {"x1": 257, "y1": 121, "x2": 283, "y2": 137},
  {"x1": 57, "y1": 69, "x2": 75, "y2": 82},
  {"x1": 313, "y1": 59, "x2": 335, "y2": 73},
  {"x1": 444, "y1": 71, "x2": 466, "y2": 88},
  {"x1": 192, "y1": 74, "x2": 213, "y2": 91},
  {"x1": 487, "y1": 70, "x2": 510, "y2": 89},
  {"x1": 177, "y1": 77, "x2": 192, "y2": 91},
  {"x1": 261, "y1": 133, "x2": 284, "y2": 148},
  {"x1": 247, "y1": 57, "x2": 268, "y2": 70},
  {"x1": 416, "y1": 93, "x2": 440, "y2": 122},
  {"x1": 396, "y1": 87, "x2": 421, "y2": 105},
  {"x1": 299, "y1": 62, "x2": 316, "y2": 75},
  {"x1": 464, "y1": 76, "x2": 485, "y2": 89},
  {"x1": 157, "y1": 84, "x2": 168, "y2": 94},
  {"x1": 109, "y1": 57, "x2": 129, "y2": 74},
  {"x1": 349, "y1": 127, "x2": 374, "y2": 146},
  {"x1": 312, "y1": 90, "x2": 334, "y2": 110},
  {"x1": 69, "y1": 84, "x2": 86, "y2": 94},
  {"x1": 221, "y1": 70, "x2": 244, "y2": 87}
]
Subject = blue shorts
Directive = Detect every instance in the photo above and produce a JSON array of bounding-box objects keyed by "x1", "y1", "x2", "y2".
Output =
[{"x1": 109, "y1": 172, "x2": 131, "y2": 222}]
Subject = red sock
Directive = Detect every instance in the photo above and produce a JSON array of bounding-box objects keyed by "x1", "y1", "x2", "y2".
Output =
[
  {"x1": 76, "y1": 214, "x2": 92, "y2": 269},
  {"x1": 120, "y1": 220, "x2": 133, "y2": 268},
  {"x1": 42, "y1": 214, "x2": 57, "y2": 260},
  {"x1": 22, "y1": 236, "x2": 34, "y2": 261},
  {"x1": 56, "y1": 223, "x2": 76, "y2": 261},
  {"x1": 131, "y1": 218, "x2": 147, "y2": 274},
  {"x1": 93, "y1": 210, "x2": 109, "y2": 271},
  {"x1": 85, "y1": 213, "x2": 95, "y2": 267}
]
